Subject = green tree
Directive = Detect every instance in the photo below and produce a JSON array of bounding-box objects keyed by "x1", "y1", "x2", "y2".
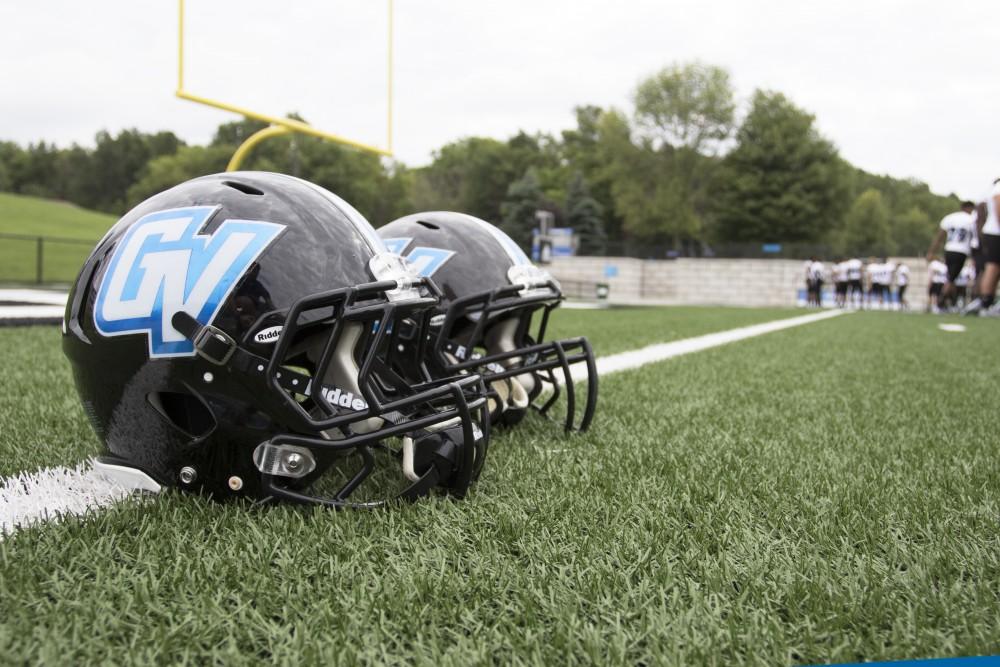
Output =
[
  {"x1": 562, "y1": 106, "x2": 623, "y2": 240},
  {"x1": 0, "y1": 141, "x2": 22, "y2": 191},
  {"x1": 597, "y1": 110, "x2": 698, "y2": 247},
  {"x1": 410, "y1": 137, "x2": 520, "y2": 222},
  {"x1": 714, "y1": 90, "x2": 849, "y2": 244},
  {"x1": 12, "y1": 142, "x2": 62, "y2": 199},
  {"x1": 87, "y1": 129, "x2": 182, "y2": 213},
  {"x1": 849, "y1": 168, "x2": 957, "y2": 248},
  {"x1": 625, "y1": 62, "x2": 736, "y2": 249},
  {"x1": 565, "y1": 172, "x2": 606, "y2": 255},
  {"x1": 892, "y1": 206, "x2": 934, "y2": 256},
  {"x1": 840, "y1": 188, "x2": 893, "y2": 256},
  {"x1": 298, "y1": 139, "x2": 409, "y2": 223},
  {"x1": 500, "y1": 168, "x2": 546, "y2": 250},
  {"x1": 126, "y1": 145, "x2": 233, "y2": 208},
  {"x1": 410, "y1": 130, "x2": 566, "y2": 225},
  {"x1": 52, "y1": 146, "x2": 96, "y2": 205},
  {"x1": 633, "y1": 61, "x2": 736, "y2": 153}
]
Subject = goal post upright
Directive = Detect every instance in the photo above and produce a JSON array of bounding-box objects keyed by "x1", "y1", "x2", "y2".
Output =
[{"x1": 175, "y1": 0, "x2": 395, "y2": 170}]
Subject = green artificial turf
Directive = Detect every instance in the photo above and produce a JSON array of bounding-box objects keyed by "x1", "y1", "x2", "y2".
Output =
[
  {"x1": 0, "y1": 192, "x2": 115, "y2": 284},
  {"x1": 1, "y1": 308, "x2": 998, "y2": 665}
]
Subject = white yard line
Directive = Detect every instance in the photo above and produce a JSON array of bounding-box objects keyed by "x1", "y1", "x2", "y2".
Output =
[
  {"x1": 0, "y1": 289, "x2": 69, "y2": 305},
  {"x1": 0, "y1": 460, "x2": 137, "y2": 536},
  {"x1": 0, "y1": 308, "x2": 848, "y2": 537},
  {"x1": 0, "y1": 305, "x2": 65, "y2": 321},
  {"x1": 575, "y1": 308, "x2": 847, "y2": 382}
]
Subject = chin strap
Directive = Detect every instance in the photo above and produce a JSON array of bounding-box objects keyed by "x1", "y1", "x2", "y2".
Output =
[{"x1": 171, "y1": 311, "x2": 314, "y2": 396}]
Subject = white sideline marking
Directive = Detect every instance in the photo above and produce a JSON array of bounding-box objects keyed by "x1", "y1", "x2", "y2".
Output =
[
  {"x1": 568, "y1": 308, "x2": 847, "y2": 383},
  {"x1": 0, "y1": 305, "x2": 65, "y2": 321},
  {"x1": 0, "y1": 459, "x2": 136, "y2": 537},
  {"x1": 561, "y1": 301, "x2": 609, "y2": 310},
  {"x1": 0, "y1": 289, "x2": 69, "y2": 305},
  {"x1": 0, "y1": 309, "x2": 847, "y2": 537},
  {"x1": 0, "y1": 290, "x2": 68, "y2": 324}
]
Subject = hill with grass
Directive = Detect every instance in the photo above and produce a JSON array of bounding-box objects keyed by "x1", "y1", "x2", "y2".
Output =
[
  {"x1": 0, "y1": 193, "x2": 116, "y2": 284},
  {"x1": 0, "y1": 192, "x2": 116, "y2": 240}
]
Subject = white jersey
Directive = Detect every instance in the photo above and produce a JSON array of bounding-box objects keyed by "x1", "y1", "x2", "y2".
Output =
[
  {"x1": 940, "y1": 211, "x2": 976, "y2": 255},
  {"x1": 868, "y1": 263, "x2": 893, "y2": 285},
  {"x1": 807, "y1": 261, "x2": 824, "y2": 281},
  {"x1": 984, "y1": 180, "x2": 1000, "y2": 236},
  {"x1": 845, "y1": 258, "x2": 863, "y2": 281},
  {"x1": 895, "y1": 264, "x2": 910, "y2": 287},
  {"x1": 832, "y1": 261, "x2": 848, "y2": 283},
  {"x1": 929, "y1": 259, "x2": 948, "y2": 284},
  {"x1": 955, "y1": 263, "x2": 976, "y2": 287}
]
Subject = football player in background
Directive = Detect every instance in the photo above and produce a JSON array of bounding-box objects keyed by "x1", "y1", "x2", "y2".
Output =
[
  {"x1": 964, "y1": 178, "x2": 1000, "y2": 315},
  {"x1": 846, "y1": 256, "x2": 864, "y2": 308},
  {"x1": 927, "y1": 202, "x2": 976, "y2": 311},
  {"x1": 955, "y1": 262, "x2": 975, "y2": 309},
  {"x1": 864, "y1": 258, "x2": 877, "y2": 309},
  {"x1": 805, "y1": 257, "x2": 825, "y2": 307},
  {"x1": 927, "y1": 256, "x2": 948, "y2": 313},
  {"x1": 802, "y1": 258, "x2": 814, "y2": 306},
  {"x1": 832, "y1": 257, "x2": 848, "y2": 308},
  {"x1": 882, "y1": 258, "x2": 897, "y2": 310},
  {"x1": 867, "y1": 258, "x2": 892, "y2": 309},
  {"x1": 895, "y1": 262, "x2": 910, "y2": 310},
  {"x1": 969, "y1": 220, "x2": 984, "y2": 302}
]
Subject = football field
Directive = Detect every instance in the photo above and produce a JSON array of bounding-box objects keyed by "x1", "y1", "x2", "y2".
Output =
[{"x1": 1, "y1": 306, "x2": 998, "y2": 665}]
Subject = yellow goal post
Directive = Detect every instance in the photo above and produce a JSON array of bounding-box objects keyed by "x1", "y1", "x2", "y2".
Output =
[{"x1": 176, "y1": 0, "x2": 394, "y2": 170}]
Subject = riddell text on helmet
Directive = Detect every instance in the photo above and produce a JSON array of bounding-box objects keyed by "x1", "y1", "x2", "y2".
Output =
[{"x1": 319, "y1": 386, "x2": 369, "y2": 412}]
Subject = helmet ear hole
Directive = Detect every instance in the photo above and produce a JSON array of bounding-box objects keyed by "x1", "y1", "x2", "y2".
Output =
[{"x1": 147, "y1": 391, "x2": 216, "y2": 440}]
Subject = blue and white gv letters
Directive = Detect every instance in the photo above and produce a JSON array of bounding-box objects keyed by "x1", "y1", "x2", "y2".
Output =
[
  {"x1": 382, "y1": 237, "x2": 456, "y2": 277},
  {"x1": 94, "y1": 206, "x2": 284, "y2": 357}
]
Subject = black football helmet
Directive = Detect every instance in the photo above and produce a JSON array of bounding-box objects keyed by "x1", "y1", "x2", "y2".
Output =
[
  {"x1": 63, "y1": 173, "x2": 489, "y2": 508},
  {"x1": 377, "y1": 211, "x2": 597, "y2": 431}
]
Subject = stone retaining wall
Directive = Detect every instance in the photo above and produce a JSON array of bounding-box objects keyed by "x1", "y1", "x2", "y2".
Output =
[{"x1": 549, "y1": 256, "x2": 937, "y2": 310}]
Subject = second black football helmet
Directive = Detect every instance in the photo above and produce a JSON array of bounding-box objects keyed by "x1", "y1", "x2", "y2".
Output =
[{"x1": 378, "y1": 211, "x2": 597, "y2": 432}]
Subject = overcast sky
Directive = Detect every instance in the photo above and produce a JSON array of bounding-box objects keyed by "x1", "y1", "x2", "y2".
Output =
[{"x1": 2, "y1": 1, "x2": 996, "y2": 200}]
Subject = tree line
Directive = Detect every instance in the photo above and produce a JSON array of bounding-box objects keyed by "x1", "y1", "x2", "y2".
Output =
[{"x1": 0, "y1": 61, "x2": 958, "y2": 257}]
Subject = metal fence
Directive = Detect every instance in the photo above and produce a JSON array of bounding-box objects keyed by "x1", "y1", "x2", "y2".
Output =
[{"x1": 0, "y1": 233, "x2": 95, "y2": 284}]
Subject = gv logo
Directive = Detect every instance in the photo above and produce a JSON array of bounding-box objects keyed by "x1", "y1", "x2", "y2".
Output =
[
  {"x1": 382, "y1": 237, "x2": 455, "y2": 277},
  {"x1": 94, "y1": 206, "x2": 284, "y2": 358}
]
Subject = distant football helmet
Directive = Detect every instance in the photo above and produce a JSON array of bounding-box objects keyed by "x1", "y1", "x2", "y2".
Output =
[
  {"x1": 63, "y1": 173, "x2": 489, "y2": 508},
  {"x1": 378, "y1": 211, "x2": 597, "y2": 431}
]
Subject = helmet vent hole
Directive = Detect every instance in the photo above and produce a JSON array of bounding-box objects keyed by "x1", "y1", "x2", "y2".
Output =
[
  {"x1": 416, "y1": 220, "x2": 440, "y2": 230},
  {"x1": 147, "y1": 391, "x2": 216, "y2": 439},
  {"x1": 223, "y1": 180, "x2": 264, "y2": 196}
]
